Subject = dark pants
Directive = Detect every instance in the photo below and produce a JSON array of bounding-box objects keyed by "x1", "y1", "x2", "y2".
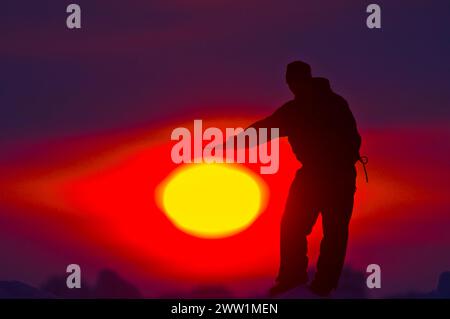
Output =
[{"x1": 276, "y1": 167, "x2": 356, "y2": 290}]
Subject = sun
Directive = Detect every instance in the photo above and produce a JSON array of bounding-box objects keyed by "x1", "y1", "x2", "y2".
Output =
[{"x1": 157, "y1": 163, "x2": 267, "y2": 238}]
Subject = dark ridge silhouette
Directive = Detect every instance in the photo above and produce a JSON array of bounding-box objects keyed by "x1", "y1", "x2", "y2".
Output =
[
  {"x1": 40, "y1": 268, "x2": 141, "y2": 299},
  {"x1": 0, "y1": 281, "x2": 54, "y2": 299},
  {"x1": 93, "y1": 269, "x2": 141, "y2": 298},
  {"x1": 331, "y1": 267, "x2": 368, "y2": 298},
  {"x1": 41, "y1": 277, "x2": 92, "y2": 298},
  {"x1": 2, "y1": 270, "x2": 449, "y2": 298},
  {"x1": 436, "y1": 271, "x2": 450, "y2": 298},
  {"x1": 390, "y1": 271, "x2": 450, "y2": 299},
  {"x1": 272, "y1": 267, "x2": 368, "y2": 299}
]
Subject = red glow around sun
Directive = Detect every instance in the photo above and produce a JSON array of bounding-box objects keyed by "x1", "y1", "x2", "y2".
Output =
[{"x1": 0, "y1": 117, "x2": 406, "y2": 284}]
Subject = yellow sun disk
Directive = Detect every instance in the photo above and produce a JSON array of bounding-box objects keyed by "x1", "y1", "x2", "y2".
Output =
[{"x1": 160, "y1": 164, "x2": 265, "y2": 238}]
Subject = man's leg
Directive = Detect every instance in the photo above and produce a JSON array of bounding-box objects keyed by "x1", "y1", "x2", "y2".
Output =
[
  {"x1": 311, "y1": 184, "x2": 355, "y2": 295},
  {"x1": 273, "y1": 170, "x2": 319, "y2": 292}
]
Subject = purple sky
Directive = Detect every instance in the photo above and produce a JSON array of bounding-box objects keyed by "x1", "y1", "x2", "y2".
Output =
[{"x1": 2, "y1": 0, "x2": 449, "y2": 143}]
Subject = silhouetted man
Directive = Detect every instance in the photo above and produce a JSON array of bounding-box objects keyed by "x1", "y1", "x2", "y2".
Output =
[{"x1": 248, "y1": 61, "x2": 362, "y2": 297}]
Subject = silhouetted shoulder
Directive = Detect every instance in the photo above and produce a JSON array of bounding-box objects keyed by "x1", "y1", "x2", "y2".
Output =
[
  {"x1": 277, "y1": 99, "x2": 298, "y2": 111},
  {"x1": 272, "y1": 99, "x2": 299, "y2": 124},
  {"x1": 248, "y1": 100, "x2": 297, "y2": 137}
]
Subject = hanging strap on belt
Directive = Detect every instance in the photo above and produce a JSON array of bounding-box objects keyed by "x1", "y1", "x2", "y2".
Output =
[{"x1": 359, "y1": 155, "x2": 369, "y2": 183}]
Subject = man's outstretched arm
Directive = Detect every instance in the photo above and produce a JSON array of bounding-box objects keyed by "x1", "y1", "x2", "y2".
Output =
[
  {"x1": 246, "y1": 105, "x2": 288, "y2": 136},
  {"x1": 222, "y1": 105, "x2": 288, "y2": 150}
]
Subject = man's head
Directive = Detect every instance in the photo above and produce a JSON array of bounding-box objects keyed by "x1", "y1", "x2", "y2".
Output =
[{"x1": 285, "y1": 61, "x2": 313, "y2": 97}]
